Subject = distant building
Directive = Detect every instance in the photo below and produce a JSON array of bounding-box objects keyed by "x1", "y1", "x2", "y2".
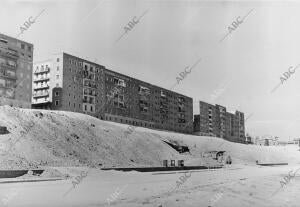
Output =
[
  {"x1": 255, "y1": 137, "x2": 278, "y2": 146},
  {"x1": 0, "y1": 33, "x2": 33, "y2": 108},
  {"x1": 32, "y1": 52, "x2": 193, "y2": 134},
  {"x1": 245, "y1": 133, "x2": 253, "y2": 144},
  {"x1": 193, "y1": 101, "x2": 245, "y2": 143}
]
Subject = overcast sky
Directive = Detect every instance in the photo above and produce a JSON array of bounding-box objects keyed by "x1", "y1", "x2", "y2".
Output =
[{"x1": 1, "y1": 0, "x2": 300, "y2": 141}]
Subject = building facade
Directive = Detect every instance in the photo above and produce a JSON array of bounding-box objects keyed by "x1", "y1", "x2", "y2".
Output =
[
  {"x1": 194, "y1": 101, "x2": 245, "y2": 143},
  {"x1": 33, "y1": 52, "x2": 193, "y2": 134},
  {"x1": 32, "y1": 60, "x2": 51, "y2": 108},
  {"x1": 0, "y1": 33, "x2": 33, "y2": 108}
]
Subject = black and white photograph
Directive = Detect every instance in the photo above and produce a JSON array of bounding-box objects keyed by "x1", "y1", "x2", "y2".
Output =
[{"x1": 0, "y1": 0, "x2": 299, "y2": 206}]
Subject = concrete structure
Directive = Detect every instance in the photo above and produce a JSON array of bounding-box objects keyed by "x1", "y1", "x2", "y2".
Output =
[
  {"x1": 33, "y1": 52, "x2": 193, "y2": 134},
  {"x1": 0, "y1": 33, "x2": 33, "y2": 108},
  {"x1": 194, "y1": 101, "x2": 245, "y2": 143}
]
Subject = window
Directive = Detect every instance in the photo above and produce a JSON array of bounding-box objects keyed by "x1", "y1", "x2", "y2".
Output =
[
  {"x1": 56, "y1": 75, "x2": 59, "y2": 79},
  {"x1": 74, "y1": 103, "x2": 75, "y2": 108},
  {"x1": 68, "y1": 102, "x2": 70, "y2": 106},
  {"x1": 21, "y1": 44, "x2": 25, "y2": 49},
  {"x1": 55, "y1": 91, "x2": 59, "y2": 97},
  {"x1": 55, "y1": 100, "x2": 59, "y2": 106}
]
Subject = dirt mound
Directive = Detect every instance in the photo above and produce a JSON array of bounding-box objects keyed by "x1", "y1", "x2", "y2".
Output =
[{"x1": 0, "y1": 106, "x2": 298, "y2": 170}]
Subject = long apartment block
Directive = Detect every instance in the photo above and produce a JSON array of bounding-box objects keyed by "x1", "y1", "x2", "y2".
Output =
[
  {"x1": 194, "y1": 101, "x2": 245, "y2": 143},
  {"x1": 32, "y1": 52, "x2": 193, "y2": 134},
  {"x1": 0, "y1": 33, "x2": 33, "y2": 108}
]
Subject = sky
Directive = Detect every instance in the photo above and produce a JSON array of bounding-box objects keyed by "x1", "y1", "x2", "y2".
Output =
[{"x1": 1, "y1": 0, "x2": 300, "y2": 141}]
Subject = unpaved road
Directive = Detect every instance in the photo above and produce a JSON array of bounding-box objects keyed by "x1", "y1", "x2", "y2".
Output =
[{"x1": 0, "y1": 164, "x2": 299, "y2": 207}]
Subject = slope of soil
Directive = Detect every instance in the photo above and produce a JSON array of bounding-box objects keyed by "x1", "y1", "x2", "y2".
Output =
[{"x1": 0, "y1": 106, "x2": 298, "y2": 170}]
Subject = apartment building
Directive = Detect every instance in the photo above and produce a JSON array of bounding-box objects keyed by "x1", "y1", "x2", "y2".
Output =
[
  {"x1": 33, "y1": 53, "x2": 106, "y2": 116},
  {"x1": 194, "y1": 101, "x2": 245, "y2": 143},
  {"x1": 33, "y1": 52, "x2": 193, "y2": 134},
  {"x1": 0, "y1": 33, "x2": 33, "y2": 108},
  {"x1": 104, "y1": 69, "x2": 193, "y2": 133}
]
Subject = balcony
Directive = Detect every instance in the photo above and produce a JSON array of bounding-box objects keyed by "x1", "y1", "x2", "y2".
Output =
[
  {"x1": 178, "y1": 102, "x2": 184, "y2": 108},
  {"x1": 160, "y1": 108, "x2": 168, "y2": 114},
  {"x1": 33, "y1": 91, "x2": 49, "y2": 98},
  {"x1": 0, "y1": 63, "x2": 17, "y2": 70},
  {"x1": 83, "y1": 74, "x2": 95, "y2": 80},
  {"x1": 33, "y1": 76, "x2": 50, "y2": 82},
  {"x1": 140, "y1": 106, "x2": 149, "y2": 112},
  {"x1": 160, "y1": 102, "x2": 168, "y2": 108},
  {"x1": 178, "y1": 97, "x2": 185, "y2": 103},
  {"x1": 178, "y1": 107, "x2": 185, "y2": 112},
  {"x1": 83, "y1": 90, "x2": 96, "y2": 96},
  {"x1": 139, "y1": 99, "x2": 149, "y2": 106},
  {"x1": 161, "y1": 91, "x2": 166, "y2": 97},
  {"x1": 34, "y1": 67, "x2": 50, "y2": 74},
  {"x1": 139, "y1": 94, "x2": 148, "y2": 101},
  {"x1": 0, "y1": 49, "x2": 18, "y2": 60},
  {"x1": 178, "y1": 118, "x2": 186, "y2": 123},
  {"x1": 0, "y1": 72, "x2": 17, "y2": 80},
  {"x1": 32, "y1": 99, "x2": 50, "y2": 104},
  {"x1": 113, "y1": 78, "x2": 126, "y2": 87},
  {"x1": 83, "y1": 81, "x2": 96, "y2": 89},
  {"x1": 83, "y1": 99, "x2": 95, "y2": 104},
  {"x1": 34, "y1": 84, "x2": 49, "y2": 90}
]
